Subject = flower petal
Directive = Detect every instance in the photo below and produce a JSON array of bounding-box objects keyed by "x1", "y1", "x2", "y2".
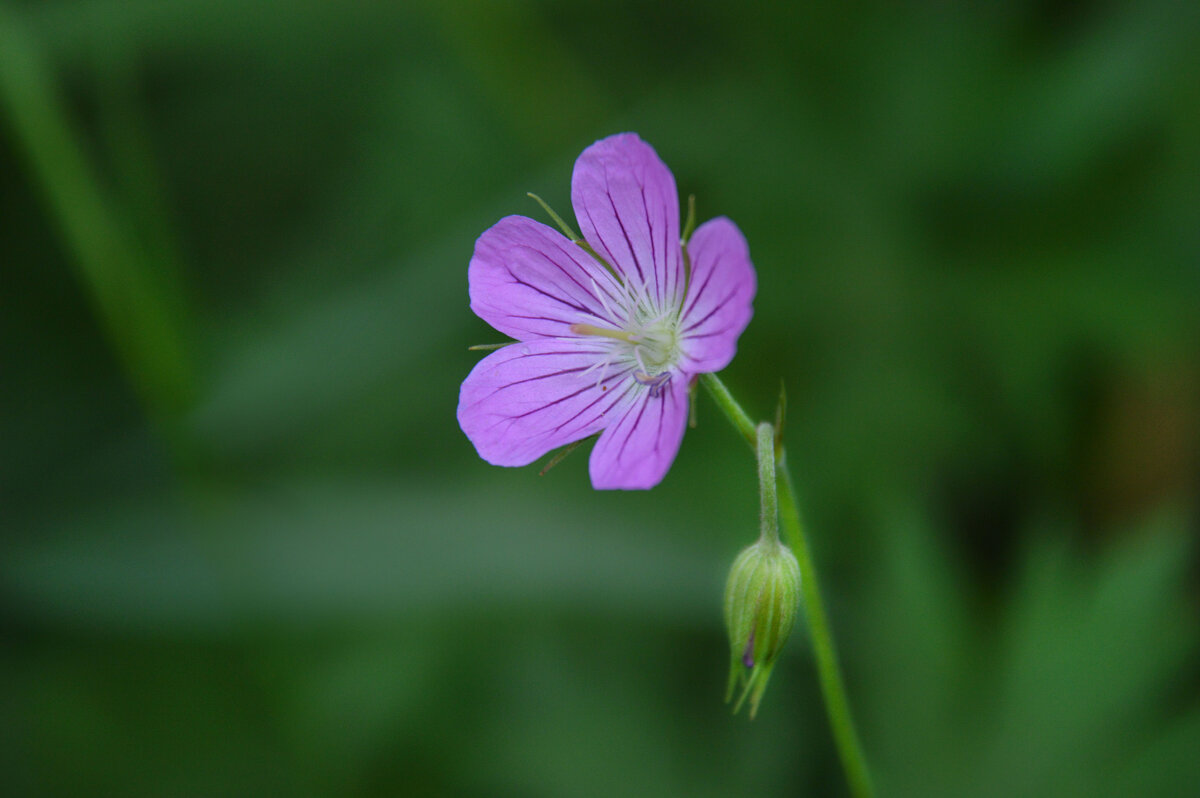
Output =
[
  {"x1": 458, "y1": 338, "x2": 636, "y2": 467},
  {"x1": 571, "y1": 133, "x2": 682, "y2": 308},
  {"x1": 469, "y1": 215, "x2": 625, "y2": 341},
  {"x1": 678, "y1": 217, "x2": 757, "y2": 373},
  {"x1": 588, "y1": 377, "x2": 689, "y2": 490}
]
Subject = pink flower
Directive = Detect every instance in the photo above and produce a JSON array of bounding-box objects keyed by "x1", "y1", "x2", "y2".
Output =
[{"x1": 457, "y1": 133, "x2": 756, "y2": 489}]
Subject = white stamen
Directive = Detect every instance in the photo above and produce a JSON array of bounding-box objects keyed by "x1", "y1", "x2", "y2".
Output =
[
  {"x1": 590, "y1": 277, "x2": 618, "y2": 322},
  {"x1": 574, "y1": 272, "x2": 682, "y2": 394}
]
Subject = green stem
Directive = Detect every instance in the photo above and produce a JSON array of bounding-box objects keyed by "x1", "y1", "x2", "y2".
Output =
[
  {"x1": 700, "y1": 373, "x2": 755, "y2": 447},
  {"x1": 756, "y1": 422, "x2": 780, "y2": 546},
  {"x1": 701, "y1": 373, "x2": 875, "y2": 798},
  {"x1": 777, "y1": 459, "x2": 874, "y2": 798}
]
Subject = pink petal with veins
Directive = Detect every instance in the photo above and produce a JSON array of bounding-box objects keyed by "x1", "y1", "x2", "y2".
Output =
[
  {"x1": 458, "y1": 338, "x2": 635, "y2": 467},
  {"x1": 588, "y1": 377, "x2": 690, "y2": 490},
  {"x1": 571, "y1": 133, "x2": 682, "y2": 307},
  {"x1": 679, "y1": 217, "x2": 757, "y2": 373},
  {"x1": 469, "y1": 215, "x2": 624, "y2": 341}
]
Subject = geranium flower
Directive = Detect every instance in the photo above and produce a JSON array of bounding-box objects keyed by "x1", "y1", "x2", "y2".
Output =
[{"x1": 457, "y1": 133, "x2": 756, "y2": 489}]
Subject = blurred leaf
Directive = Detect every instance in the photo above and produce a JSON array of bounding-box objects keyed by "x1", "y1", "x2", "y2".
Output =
[
  {"x1": 2, "y1": 479, "x2": 721, "y2": 631},
  {"x1": 856, "y1": 506, "x2": 1199, "y2": 797}
]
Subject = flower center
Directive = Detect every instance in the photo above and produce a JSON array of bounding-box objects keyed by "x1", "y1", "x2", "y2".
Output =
[{"x1": 570, "y1": 305, "x2": 681, "y2": 393}]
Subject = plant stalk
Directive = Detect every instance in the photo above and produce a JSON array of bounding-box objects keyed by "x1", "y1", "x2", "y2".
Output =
[{"x1": 701, "y1": 373, "x2": 874, "y2": 798}]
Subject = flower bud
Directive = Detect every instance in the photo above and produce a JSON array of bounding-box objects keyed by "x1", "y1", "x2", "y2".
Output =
[{"x1": 724, "y1": 538, "x2": 801, "y2": 717}]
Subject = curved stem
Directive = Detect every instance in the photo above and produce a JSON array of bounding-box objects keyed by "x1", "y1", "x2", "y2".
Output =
[
  {"x1": 699, "y1": 372, "x2": 755, "y2": 447},
  {"x1": 701, "y1": 373, "x2": 874, "y2": 798},
  {"x1": 777, "y1": 458, "x2": 874, "y2": 798}
]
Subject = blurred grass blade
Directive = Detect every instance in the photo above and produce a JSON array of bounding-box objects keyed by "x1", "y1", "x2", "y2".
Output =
[
  {"x1": 0, "y1": 7, "x2": 195, "y2": 424},
  {"x1": 92, "y1": 43, "x2": 190, "y2": 310}
]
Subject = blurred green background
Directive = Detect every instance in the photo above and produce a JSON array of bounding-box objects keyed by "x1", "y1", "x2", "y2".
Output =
[{"x1": 3, "y1": 1, "x2": 1199, "y2": 795}]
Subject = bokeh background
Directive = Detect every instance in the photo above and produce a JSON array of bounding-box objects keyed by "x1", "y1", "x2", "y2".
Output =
[{"x1": 3, "y1": 1, "x2": 1199, "y2": 796}]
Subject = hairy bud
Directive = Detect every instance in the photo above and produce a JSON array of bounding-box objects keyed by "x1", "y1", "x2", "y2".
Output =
[{"x1": 724, "y1": 538, "x2": 801, "y2": 717}]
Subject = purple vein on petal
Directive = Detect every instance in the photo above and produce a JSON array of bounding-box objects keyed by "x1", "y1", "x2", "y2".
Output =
[
  {"x1": 579, "y1": 205, "x2": 612, "y2": 268},
  {"x1": 681, "y1": 287, "x2": 741, "y2": 334},
  {"x1": 484, "y1": 364, "x2": 595, "y2": 395},
  {"x1": 581, "y1": 201, "x2": 635, "y2": 291},
  {"x1": 638, "y1": 180, "x2": 677, "y2": 308},
  {"x1": 550, "y1": 377, "x2": 636, "y2": 436},
  {"x1": 613, "y1": 392, "x2": 652, "y2": 468},
  {"x1": 523, "y1": 245, "x2": 620, "y2": 313},
  {"x1": 494, "y1": 347, "x2": 607, "y2": 359},
  {"x1": 545, "y1": 238, "x2": 623, "y2": 309},
  {"x1": 508, "y1": 367, "x2": 630, "y2": 422},
  {"x1": 503, "y1": 267, "x2": 595, "y2": 316},
  {"x1": 461, "y1": 348, "x2": 610, "y2": 408},
  {"x1": 639, "y1": 182, "x2": 660, "y2": 306},
  {"x1": 506, "y1": 314, "x2": 576, "y2": 326},
  {"x1": 607, "y1": 189, "x2": 647, "y2": 290},
  {"x1": 654, "y1": 390, "x2": 671, "y2": 456},
  {"x1": 679, "y1": 251, "x2": 722, "y2": 320},
  {"x1": 468, "y1": 348, "x2": 610, "y2": 383},
  {"x1": 685, "y1": 322, "x2": 741, "y2": 341},
  {"x1": 478, "y1": 367, "x2": 634, "y2": 439},
  {"x1": 657, "y1": 185, "x2": 676, "y2": 304}
]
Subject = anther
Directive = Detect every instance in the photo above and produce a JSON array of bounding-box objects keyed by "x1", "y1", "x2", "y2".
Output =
[
  {"x1": 634, "y1": 372, "x2": 671, "y2": 397},
  {"x1": 569, "y1": 323, "x2": 634, "y2": 342}
]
